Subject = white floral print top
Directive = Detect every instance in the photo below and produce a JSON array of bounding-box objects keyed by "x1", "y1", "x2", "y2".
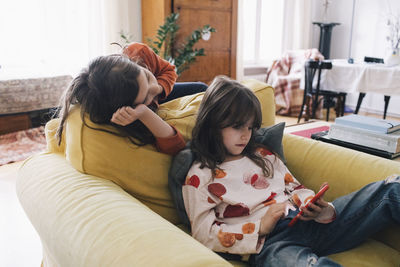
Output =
[{"x1": 182, "y1": 148, "x2": 335, "y2": 255}]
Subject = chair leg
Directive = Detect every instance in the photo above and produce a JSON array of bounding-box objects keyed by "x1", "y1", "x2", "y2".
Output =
[
  {"x1": 334, "y1": 97, "x2": 341, "y2": 119},
  {"x1": 326, "y1": 97, "x2": 331, "y2": 121},
  {"x1": 311, "y1": 95, "x2": 319, "y2": 119},
  {"x1": 305, "y1": 96, "x2": 312, "y2": 121},
  {"x1": 354, "y1": 93, "x2": 366, "y2": 114},
  {"x1": 384, "y1": 95, "x2": 390, "y2": 119},
  {"x1": 341, "y1": 94, "x2": 346, "y2": 116},
  {"x1": 298, "y1": 101, "x2": 306, "y2": 123}
]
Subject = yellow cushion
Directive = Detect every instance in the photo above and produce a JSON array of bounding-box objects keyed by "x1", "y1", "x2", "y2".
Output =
[
  {"x1": 282, "y1": 133, "x2": 400, "y2": 253},
  {"x1": 328, "y1": 239, "x2": 400, "y2": 266},
  {"x1": 46, "y1": 79, "x2": 275, "y2": 225}
]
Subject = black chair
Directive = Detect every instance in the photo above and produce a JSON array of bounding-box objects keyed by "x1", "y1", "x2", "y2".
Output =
[{"x1": 298, "y1": 60, "x2": 347, "y2": 122}]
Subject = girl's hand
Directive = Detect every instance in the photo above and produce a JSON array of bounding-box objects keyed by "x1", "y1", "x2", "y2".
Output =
[
  {"x1": 259, "y1": 203, "x2": 287, "y2": 236},
  {"x1": 299, "y1": 198, "x2": 330, "y2": 221},
  {"x1": 111, "y1": 104, "x2": 175, "y2": 139},
  {"x1": 111, "y1": 104, "x2": 148, "y2": 126}
]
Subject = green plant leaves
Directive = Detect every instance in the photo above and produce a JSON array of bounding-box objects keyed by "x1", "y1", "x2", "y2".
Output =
[
  {"x1": 118, "y1": 12, "x2": 216, "y2": 76},
  {"x1": 147, "y1": 13, "x2": 216, "y2": 76}
]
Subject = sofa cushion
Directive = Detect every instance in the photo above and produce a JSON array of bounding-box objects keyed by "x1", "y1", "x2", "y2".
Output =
[{"x1": 46, "y1": 79, "x2": 275, "y2": 225}]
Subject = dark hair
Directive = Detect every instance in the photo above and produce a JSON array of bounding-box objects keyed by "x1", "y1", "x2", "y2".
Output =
[
  {"x1": 56, "y1": 54, "x2": 155, "y2": 145},
  {"x1": 191, "y1": 76, "x2": 273, "y2": 176}
]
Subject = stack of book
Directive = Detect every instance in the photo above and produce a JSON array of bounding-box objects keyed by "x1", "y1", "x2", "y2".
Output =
[{"x1": 311, "y1": 114, "x2": 400, "y2": 159}]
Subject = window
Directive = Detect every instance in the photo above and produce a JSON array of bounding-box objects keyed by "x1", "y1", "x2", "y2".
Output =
[
  {"x1": 0, "y1": 0, "x2": 110, "y2": 76},
  {"x1": 242, "y1": 0, "x2": 284, "y2": 67}
]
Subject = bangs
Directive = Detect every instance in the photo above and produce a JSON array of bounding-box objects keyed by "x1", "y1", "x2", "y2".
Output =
[{"x1": 220, "y1": 90, "x2": 262, "y2": 129}]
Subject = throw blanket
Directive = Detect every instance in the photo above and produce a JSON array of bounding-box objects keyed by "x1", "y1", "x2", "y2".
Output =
[{"x1": 266, "y1": 49, "x2": 324, "y2": 117}]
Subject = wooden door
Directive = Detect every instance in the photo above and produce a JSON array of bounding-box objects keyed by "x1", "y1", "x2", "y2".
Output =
[
  {"x1": 141, "y1": 0, "x2": 172, "y2": 46},
  {"x1": 173, "y1": 0, "x2": 237, "y2": 83}
]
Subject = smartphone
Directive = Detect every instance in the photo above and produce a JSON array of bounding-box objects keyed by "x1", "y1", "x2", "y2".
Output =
[{"x1": 288, "y1": 183, "x2": 329, "y2": 227}]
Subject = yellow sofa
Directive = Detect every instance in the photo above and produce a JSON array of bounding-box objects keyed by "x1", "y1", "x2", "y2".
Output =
[{"x1": 17, "y1": 80, "x2": 400, "y2": 266}]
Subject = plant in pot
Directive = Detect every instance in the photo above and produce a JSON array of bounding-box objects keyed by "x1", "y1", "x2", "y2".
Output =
[
  {"x1": 385, "y1": 12, "x2": 400, "y2": 66},
  {"x1": 120, "y1": 13, "x2": 215, "y2": 76}
]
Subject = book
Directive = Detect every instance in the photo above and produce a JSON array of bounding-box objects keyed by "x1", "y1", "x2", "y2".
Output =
[
  {"x1": 334, "y1": 114, "x2": 400, "y2": 134},
  {"x1": 328, "y1": 123, "x2": 400, "y2": 153},
  {"x1": 311, "y1": 131, "x2": 400, "y2": 159},
  {"x1": 290, "y1": 126, "x2": 330, "y2": 139}
]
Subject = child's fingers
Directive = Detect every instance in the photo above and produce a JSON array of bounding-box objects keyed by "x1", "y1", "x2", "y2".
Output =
[
  {"x1": 320, "y1": 182, "x2": 328, "y2": 190},
  {"x1": 299, "y1": 205, "x2": 319, "y2": 220},
  {"x1": 111, "y1": 114, "x2": 124, "y2": 125},
  {"x1": 315, "y1": 198, "x2": 329, "y2": 207},
  {"x1": 111, "y1": 107, "x2": 134, "y2": 126},
  {"x1": 118, "y1": 107, "x2": 133, "y2": 120},
  {"x1": 124, "y1": 106, "x2": 136, "y2": 116},
  {"x1": 307, "y1": 203, "x2": 322, "y2": 212},
  {"x1": 299, "y1": 214, "x2": 314, "y2": 221}
]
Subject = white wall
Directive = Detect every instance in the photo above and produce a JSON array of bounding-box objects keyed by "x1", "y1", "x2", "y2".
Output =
[
  {"x1": 312, "y1": 0, "x2": 400, "y2": 118},
  {"x1": 108, "y1": 0, "x2": 142, "y2": 54},
  {"x1": 127, "y1": 0, "x2": 142, "y2": 42}
]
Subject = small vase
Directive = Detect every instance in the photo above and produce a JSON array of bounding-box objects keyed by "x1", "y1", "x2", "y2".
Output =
[{"x1": 385, "y1": 48, "x2": 400, "y2": 66}]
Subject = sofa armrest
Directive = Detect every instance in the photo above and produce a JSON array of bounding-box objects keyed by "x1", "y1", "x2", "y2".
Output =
[
  {"x1": 282, "y1": 134, "x2": 400, "y2": 252},
  {"x1": 17, "y1": 153, "x2": 230, "y2": 267}
]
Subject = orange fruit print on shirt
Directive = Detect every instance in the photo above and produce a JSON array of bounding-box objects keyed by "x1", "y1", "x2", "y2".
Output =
[
  {"x1": 213, "y1": 169, "x2": 227, "y2": 178},
  {"x1": 235, "y1": 233, "x2": 244, "y2": 240},
  {"x1": 242, "y1": 222, "x2": 256, "y2": 234},
  {"x1": 218, "y1": 230, "x2": 236, "y2": 247},
  {"x1": 304, "y1": 195, "x2": 314, "y2": 205},
  {"x1": 284, "y1": 173, "x2": 294, "y2": 184},
  {"x1": 207, "y1": 197, "x2": 215, "y2": 203},
  {"x1": 292, "y1": 194, "x2": 302, "y2": 207}
]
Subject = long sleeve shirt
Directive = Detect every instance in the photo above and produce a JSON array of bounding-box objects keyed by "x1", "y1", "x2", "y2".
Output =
[
  {"x1": 123, "y1": 42, "x2": 178, "y2": 101},
  {"x1": 182, "y1": 148, "x2": 335, "y2": 255},
  {"x1": 155, "y1": 125, "x2": 185, "y2": 155}
]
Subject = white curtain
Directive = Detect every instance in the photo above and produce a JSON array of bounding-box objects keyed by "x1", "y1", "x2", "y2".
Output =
[
  {"x1": 281, "y1": 0, "x2": 313, "y2": 51},
  {"x1": 0, "y1": 0, "x2": 140, "y2": 76},
  {"x1": 238, "y1": 0, "x2": 313, "y2": 80}
]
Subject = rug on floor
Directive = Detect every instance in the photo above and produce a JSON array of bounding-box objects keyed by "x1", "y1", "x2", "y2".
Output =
[{"x1": 0, "y1": 126, "x2": 46, "y2": 166}]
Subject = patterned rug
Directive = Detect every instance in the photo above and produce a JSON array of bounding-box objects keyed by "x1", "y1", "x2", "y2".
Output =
[{"x1": 0, "y1": 126, "x2": 46, "y2": 166}]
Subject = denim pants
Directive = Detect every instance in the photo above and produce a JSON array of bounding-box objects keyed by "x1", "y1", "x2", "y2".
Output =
[
  {"x1": 250, "y1": 175, "x2": 400, "y2": 267},
  {"x1": 159, "y1": 82, "x2": 208, "y2": 104}
]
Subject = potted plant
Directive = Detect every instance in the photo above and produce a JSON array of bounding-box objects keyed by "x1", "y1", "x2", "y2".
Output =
[
  {"x1": 385, "y1": 12, "x2": 400, "y2": 66},
  {"x1": 120, "y1": 13, "x2": 215, "y2": 76}
]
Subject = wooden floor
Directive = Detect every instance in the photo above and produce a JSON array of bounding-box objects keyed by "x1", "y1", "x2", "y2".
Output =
[
  {"x1": 0, "y1": 161, "x2": 42, "y2": 267},
  {"x1": 1, "y1": 110, "x2": 399, "y2": 266}
]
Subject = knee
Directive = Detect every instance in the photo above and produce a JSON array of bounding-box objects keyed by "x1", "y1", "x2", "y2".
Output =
[
  {"x1": 384, "y1": 174, "x2": 400, "y2": 185},
  {"x1": 383, "y1": 175, "x2": 400, "y2": 196},
  {"x1": 194, "y1": 82, "x2": 208, "y2": 91}
]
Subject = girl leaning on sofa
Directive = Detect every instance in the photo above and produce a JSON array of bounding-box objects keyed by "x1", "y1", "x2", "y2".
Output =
[
  {"x1": 56, "y1": 42, "x2": 207, "y2": 155},
  {"x1": 175, "y1": 76, "x2": 400, "y2": 267}
]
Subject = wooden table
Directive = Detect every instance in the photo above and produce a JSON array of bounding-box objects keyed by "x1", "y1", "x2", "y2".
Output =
[{"x1": 319, "y1": 59, "x2": 400, "y2": 119}]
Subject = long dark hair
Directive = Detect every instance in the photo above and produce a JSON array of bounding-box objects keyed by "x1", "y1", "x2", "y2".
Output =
[
  {"x1": 191, "y1": 76, "x2": 273, "y2": 177},
  {"x1": 56, "y1": 54, "x2": 155, "y2": 145}
]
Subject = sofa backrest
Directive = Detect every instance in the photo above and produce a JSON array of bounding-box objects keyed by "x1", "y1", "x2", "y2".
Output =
[{"x1": 45, "y1": 79, "x2": 276, "y2": 224}]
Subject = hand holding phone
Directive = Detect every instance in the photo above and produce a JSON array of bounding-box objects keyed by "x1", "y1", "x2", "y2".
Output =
[{"x1": 288, "y1": 183, "x2": 329, "y2": 227}]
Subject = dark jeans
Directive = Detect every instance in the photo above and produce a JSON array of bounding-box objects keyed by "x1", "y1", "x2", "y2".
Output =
[
  {"x1": 159, "y1": 82, "x2": 208, "y2": 104},
  {"x1": 250, "y1": 175, "x2": 400, "y2": 267}
]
